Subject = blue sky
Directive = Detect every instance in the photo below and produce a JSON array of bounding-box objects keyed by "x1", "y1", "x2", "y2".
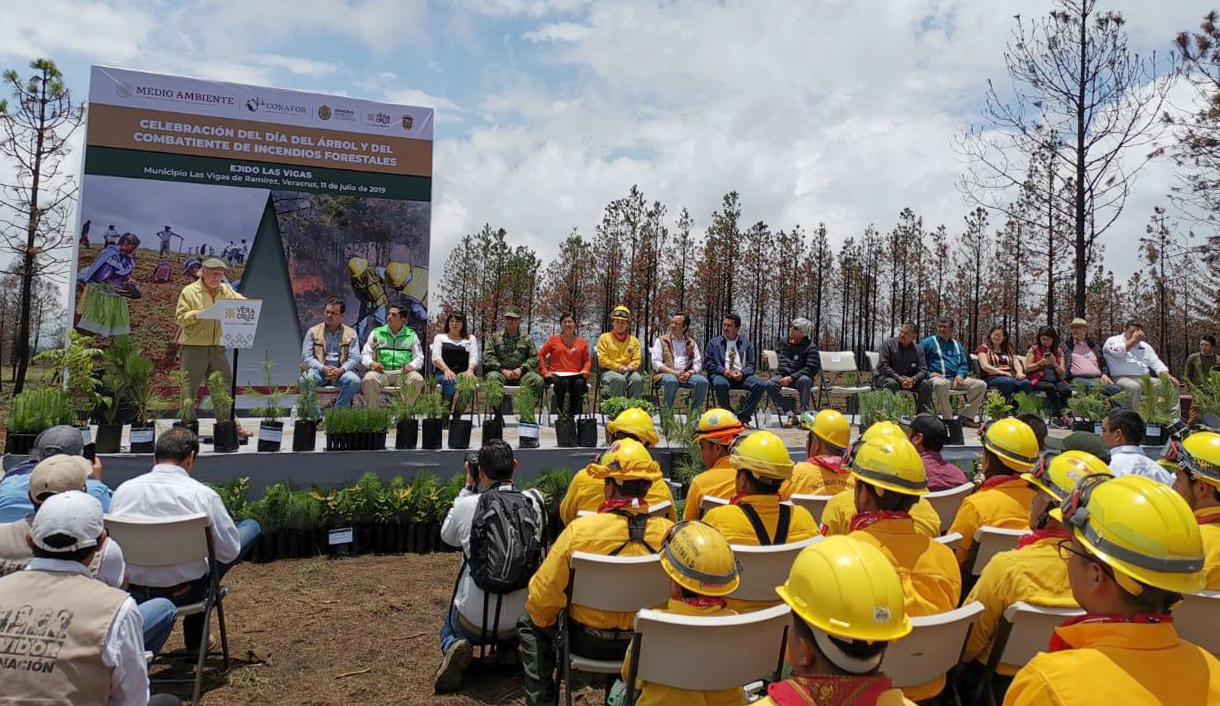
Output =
[{"x1": 3, "y1": 0, "x2": 1215, "y2": 288}]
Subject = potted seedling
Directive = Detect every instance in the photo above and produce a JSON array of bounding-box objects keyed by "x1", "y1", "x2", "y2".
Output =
[
  {"x1": 481, "y1": 377, "x2": 505, "y2": 444},
  {"x1": 660, "y1": 405, "x2": 699, "y2": 474},
  {"x1": 1187, "y1": 370, "x2": 1220, "y2": 431},
  {"x1": 1138, "y1": 374, "x2": 1178, "y2": 445},
  {"x1": 249, "y1": 351, "x2": 287, "y2": 452},
  {"x1": 1066, "y1": 382, "x2": 1106, "y2": 434},
  {"x1": 172, "y1": 368, "x2": 199, "y2": 436},
  {"x1": 1013, "y1": 391, "x2": 1047, "y2": 422},
  {"x1": 981, "y1": 390, "x2": 1015, "y2": 424},
  {"x1": 419, "y1": 391, "x2": 446, "y2": 450},
  {"x1": 207, "y1": 370, "x2": 239, "y2": 453},
  {"x1": 365, "y1": 407, "x2": 391, "y2": 450},
  {"x1": 34, "y1": 330, "x2": 103, "y2": 453},
  {"x1": 391, "y1": 380, "x2": 421, "y2": 449},
  {"x1": 6, "y1": 389, "x2": 77, "y2": 455},
  {"x1": 293, "y1": 377, "x2": 321, "y2": 451},
  {"x1": 127, "y1": 355, "x2": 159, "y2": 453},
  {"x1": 95, "y1": 337, "x2": 145, "y2": 453},
  {"x1": 516, "y1": 381, "x2": 540, "y2": 449},
  {"x1": 448, "y1": 374, "x2": 477, "y2": 449}
]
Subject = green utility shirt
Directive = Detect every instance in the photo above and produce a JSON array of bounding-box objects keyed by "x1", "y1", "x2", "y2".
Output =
[{"x1": 484, "y1": 331, "x2": 538, "y2": 373}]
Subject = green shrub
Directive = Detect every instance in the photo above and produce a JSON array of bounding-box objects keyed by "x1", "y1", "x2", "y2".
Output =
[
  {"x1": 982, "y1": 391, "x2": 1014, "y2": 422},
  {"x1": 524, "y1": 468, "x2": 574, "y2": 515},
  {"x1": 1065, "y1": 382, "x2": 1105, "y2": 422},
  {"x1": 205, "y1": 370, "x2": 233, "y2": 424},
  {"x1": 1187, "y1": 370, "x2": 1220, "y2": 420},
  {"x1": 10, "y1": 388, "x2": 77, "y2": 434},
  {"x1": 515, "y1": 382, "x2": 538, "y2": 424},
  {"x1": 1138, "y1": 374, "x2": 1177, "y2": 425},
  {"x1": 33, "y1": 331, "x2": 103, "y2": 423},
  {"x1": 296, "y1": 377, "x2": 322, "y2": 422},
  {"x1": 859, "y1": 389, "x2": 914, "y2": 427},
  {"x1": 600, "y1": 396, "x2": 656, "y2": 420},
  {"x1": 1013, "y1": 391, "x2": 1046, "y2": 418},
  {"x1": 172, "y1": 368, "x2": 197, "y2": 424},
  {"x1": 324, "y1": 406, "x2": 391, "y2": 433},
  {"x1": 481, "y1": 377, "x2": 505, "y2": 417}
]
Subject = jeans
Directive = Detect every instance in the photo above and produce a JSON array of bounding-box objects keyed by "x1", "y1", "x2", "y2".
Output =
[
  {"x1": 1034, "y1": 379, "x2": 1072, "y2": 416},
  {"x1": 658, "y1": 373, "x2": 709, "y2": 409},
  {"x1": 984, "y1": 375, "x2": 1035, "y2": 399},
  {"x1": 129, "y1": 519, "x2": 261, "y2": 649},
  {"x1": 439, "y1": 605, "x2": 485, "y2": 654},
  {"x1": 601, "y1": 370, "x2": 643, "y2": 399},
  {"x1": 301, "y1": 368, "x2": 361, "y2": 408},
  {"x1": 710, "y1": 374, "x2": 766, "y2": 423},
  {"x1": 138, "y1": 598, "x2": 179, "y2": 657},
  {"x1": 765, "y1": 374, "x2": 813, "y2": 415}
]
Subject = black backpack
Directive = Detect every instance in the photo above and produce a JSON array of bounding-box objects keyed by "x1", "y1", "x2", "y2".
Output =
[{"x1": 467, "y1": 487, "x2": 546, "y2": 594}]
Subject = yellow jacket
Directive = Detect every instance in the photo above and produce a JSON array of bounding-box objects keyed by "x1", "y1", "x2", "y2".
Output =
[
  {"x1": 753, "y1": 676, "x2": 917, "y2": 706},
  {"x1": 820, "y1": 490, "x2": 942, "y2": 539},
  {"x1": 1196, "y1": 508, "x2": 1220, "y2": 590},
  {"x1": 703, "y1": 495, "x2": 819, "y2": 612},
  {"x1": 596, "y1": 332, "x2": 642, "y2": 372},
  {"x1": 1003, "y1": 621, "x2": 1220, "y2": 706},
  {"x1": 781, "y1": 456, "x2": 853, "y2": 499},
  {"x1": 559, "y1": 467, "x2": 676, "y2": 526},
  {"x1": 683, "y1": 457, "x2": 737, "y2": 521},
  {"x1": 963, "y1": 533, "x2": 1076, "y2": 675},
  {"x1": 621, "y1": 599, "x2": 746, "y2": 706},
  {"x1": 948, "y1": 476, "x2": 1035, "y2": 564},
  {"x1": 849, "y1": 516, "x2": 961, "y2": 701},
  {"x1": 175, "y1": 280, "x2": 246, "y2": 346},
  {"x1": 525, "y1": 510, "x2": 672, "y2": 630}
]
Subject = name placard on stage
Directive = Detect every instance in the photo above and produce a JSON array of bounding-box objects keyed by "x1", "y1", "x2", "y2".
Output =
[{"x1": 197, "y1": 298, "x2": 263, "y2": 349}]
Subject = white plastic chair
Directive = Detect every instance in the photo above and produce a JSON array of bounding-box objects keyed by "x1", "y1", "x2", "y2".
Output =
[
  {"x1": 934, "y1": 532, "x2": 963, "y2": 552},
  {"x1": 966, "y1": 527, "x2": 1029, "y2": 577},
  {"x1": 104, "y1": 513, "x2": 231, "y2": 706},
  {"x1": 881, "y1": 601, "x2": 984, "y2": 700},
  {"x1": 699, "y1": 494, "x2": 730, "y2": 517},
  {"x1": 976, "y1": 601, "x2": 1084, "y2": 705},
  {"x1": 729, "y1": 537, "x2": 822, "y2": 602},
  {"x1": 788, "y1": 493, "x2": 836, "y2": 525},
  {"x1": 1173, "y1": 589, "x2": 1220, "y2": 654},
  {"x1": 925, "y1": 482, "x2": 975, "y2": 534},
  {"x1": 622, "y1": 602, "x2": 792, "y2": 704},
  {"x1": 561, "y1": 552, "x2": 670, "y2": 706},
  {"x1": 818, "y1": 351, "x2": 870, "y2": 422},
  {"x1": 576, "y1": 501, "x2": 673, "y2": 520}
]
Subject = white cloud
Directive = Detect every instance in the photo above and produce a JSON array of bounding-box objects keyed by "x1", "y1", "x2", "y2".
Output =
[{"x1": 259, "y1": 54, "x2": 341, "y2": 77}]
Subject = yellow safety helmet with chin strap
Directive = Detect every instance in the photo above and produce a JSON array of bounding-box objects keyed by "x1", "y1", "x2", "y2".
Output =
[
  {"x1": 607, "y1": 407, "x2": 660, "y2": 448},
  {"x1": 347, "y1": 256, "x2": 368, "y2": 278},
  {"x1": 729, "y1": 431, "x2": 794, "y2": 480},
  {"x1": 1022, "y1": 450, "x2": 1110, "y2": 503},
  {"x1": 849, "y1": 436, "x2": 927, "y2": 496},
  {"x1": 775, "y1": 535, "x2": 911, "y2": 643},
  {"x1": 659, "y1": 521, "x2": 741, "y2": 597},
  {"x1": 385, "y1": 262, "x2": 409, "y2": 290},
  {"x1": 861, "y1": 420, "x2": 904, "y2": 444},
  {"x1": 1181, "y1": 431, "x2": 1220, "y2": 490},
  {"x1": 800, "y1": 409, "x2": 851, "y2": 453},
  {"x1": 586, "y1": 438, "x2": 662, "y2": 482},
  {"x1": 1053, "y1": 474, "x2": 1206, "y2": 596},
  {"x1": 981, "y1": 417, "x2": 1040, "y2": 473},
  {"x1": 694, "y1": 408, "x2": 745, "y2": 446}
]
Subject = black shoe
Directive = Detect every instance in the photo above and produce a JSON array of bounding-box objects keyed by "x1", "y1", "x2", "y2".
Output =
[{"x1": 435, "y1": 638, "x2": 472, "y2": 692}]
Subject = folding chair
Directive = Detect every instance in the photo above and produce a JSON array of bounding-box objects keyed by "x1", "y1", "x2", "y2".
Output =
[
  {"x1": 729, "y1": 537, "x2": 821, "y2": 602},
  {"x1": 934, "y1": 532, "x2": 964, "y2": 552},
  {"x1": 788, "y1": 493, "x2": 836, "y2": 525},
  {"x1": 924, "y1": 482, "x2": 975, "y2": 534},
  {"x1": 622, "y1": 602, "x2": 792, "y2": 705},
  {"x1": 881, "y1": 601, "x2": 984, "y2": 706},
  {"x1": 965, "y1": 527, "x2": 1029, "y2": 577},
  {"x1": 817, "y1": 351, "x2": 870, "y2": 423},
  {"x1": 699, "y1": 494, "x2": 730, "y2": 517},
  {"x1": 977, "y1": 601, "x2": 1084, "y2": 705},
  {"x1": 104, "y1": 513, "x2": 232, "y2": 706},
  {"x1": 1173, "y1": 589, "x2": 1220, "y2": 653},
  {"x1": 561, "y1": 552, "x2": 670, "y2": 706}
]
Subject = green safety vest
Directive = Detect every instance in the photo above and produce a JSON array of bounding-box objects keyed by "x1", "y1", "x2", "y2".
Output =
[{"x1": 370, "y1": 324, "x2": 418, "y2": 369}]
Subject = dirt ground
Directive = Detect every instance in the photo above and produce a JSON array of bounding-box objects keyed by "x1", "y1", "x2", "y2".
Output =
[{"x1": 150, "y1": 553, "x2": 611, "y2": 705}]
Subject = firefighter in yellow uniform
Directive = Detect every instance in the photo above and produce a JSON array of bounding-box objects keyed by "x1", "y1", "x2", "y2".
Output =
[
  {"x1": 949, "y1": 418, "x2": 1040, "y2": 565},
  {"x1": 781, "y1": 410, "x2": 853, "y2": 498},
  {"x1": 1173, "y1": 431, "x2": 1220, "y2": 589},
  {"x1": 754, "y1": 536, "x2": 917, "y2": 706},
  {"x1": 1004, "y1": 474, "x2": 1220, "y2": 706},
  {"x1": 518, "y1": 439, "x2": 674, "y2": 706},
  {"x1": 702, "y1": 431, "x2": 819, "y2": 610},
  {"x1": 383, "y1": 262, "x2": 429, "y2": 330},
  {"x1": 614, "y1": 521, "x2": 746, "y2": 706},
  {"x1": 846, "y1": 435, "x2": 960, "y2": 701},
  {"x1": 683, "y1": 409, "x2": 747, "y2": 520},
  {"x1": 560, "y1": 411, "x2": 675, "y2": 525},
  {"x1": 961, "y1": 450, "x2": 1108, "y2": 700}
]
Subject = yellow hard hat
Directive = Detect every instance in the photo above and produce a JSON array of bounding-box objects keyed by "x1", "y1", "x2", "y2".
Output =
[
  {"x1": 385, "y1": 262, "x2": 409, "y2": 290},
  {"x1": 659, "y1": 521, "x2": 741, "y2": 597},
  {"x1": 1022, "y1": 450, "x2": 1109, "y2": 503},
  {"x1": 1054, "y1": 474, "x2": 1206, "y2": 595},
  {"x1": 611, "y1": 305, "x2": 631, "y2": 320},
  {"x1": 1182, "y1": 431, "x2": 1220, "y2": 490},
  {"x1": 801, "y1": 409, "x2": 850, "y2": 452},
  {"x1": 981, "y1": 418, "x2": 1040, "y2": 472},
  {"x1": 607, "y1": 407, "x2": 659, "y2": 448},
  {"x1": 775, "y1": 535, "x2": 911, "y2": 643},
  {"x1": 861, "y1": 421, "x2": 904, "y2": 443},
  {"x1": 849, "y1": 436, "x2": 927, "y2": 496},
  {"x1": 694, "y1": 408, "x2": 745, "y2": 446},
  {"x1": 586, "y1": 438, "x2": 662, "y2": 482},
  {"x1": 347, "y1": 256, "x2": 368, "y2": 278},
  {"x1": 729, "y1": 431, "x2": 794, "y2": 480}
]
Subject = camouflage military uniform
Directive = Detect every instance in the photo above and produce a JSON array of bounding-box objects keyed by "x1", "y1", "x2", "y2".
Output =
[{"x1": 484, "y1": 329, "x2": 544, "y2": 402}]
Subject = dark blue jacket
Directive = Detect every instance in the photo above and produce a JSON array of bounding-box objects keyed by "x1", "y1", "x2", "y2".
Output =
[{"x1": 704, "y1": 335, "x2": 757, "y2": 378}]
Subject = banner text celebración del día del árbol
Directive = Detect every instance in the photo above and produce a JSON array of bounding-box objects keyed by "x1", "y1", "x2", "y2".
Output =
[{"x1": 132, "y1": 118, "x2": 399, "y2": 166}]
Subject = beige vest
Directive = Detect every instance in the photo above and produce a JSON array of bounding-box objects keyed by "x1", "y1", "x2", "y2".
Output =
[
  {"x1": 654, "y1": 334, "x2": 697, "y2": 382},
  {"x1": 0, "y1": 520, "x2": 103, "y2": 580},
  {"x1": 0, "y1": 569, "x2": 128, "y2": 705},
  {"x1": 308, "y1": 322, "x2": 356, "y2": 368}
]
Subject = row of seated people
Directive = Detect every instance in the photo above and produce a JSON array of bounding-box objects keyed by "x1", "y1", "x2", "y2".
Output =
[{"x1": 435, "y1": 406, "x2": 1220, "y2": 705}]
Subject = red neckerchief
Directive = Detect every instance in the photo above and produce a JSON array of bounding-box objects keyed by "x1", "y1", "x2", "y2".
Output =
[
  {"x1": 598, "y1": 497, "x2": 648, "y2": 514},
  {"x1": 1017, "y1": 528, "x2": 1070, "y2": 549},
  {"x1": 766, "y1": 674, "x2": 894, "y2": 706},
  {"x1": 849, "y1": 510, "x2": 912, "y2": 533},
  {"x1": 1048, "y1": 614, "x2": 1173, "y2": 653},
  {"x1": 677, "y1": 595, "x2": 728, "y2": 610},
  {"x1": 729, "y1": 494, "x2": 751, "y2": 505},
  {"x1": 980, "y1": 474, "x2": 1024, "y2": 492},
  {"x1": 1198, "y1": 512, "x2": 1220, "y2": 526},
  {"x1": 812, "y1": 455, "x2": 848, "y2": 474},
  {"x1": 613, "y1": 331, "x2": 630, "y2": 343}
]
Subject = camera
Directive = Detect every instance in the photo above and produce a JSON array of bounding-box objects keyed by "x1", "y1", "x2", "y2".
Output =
[{"x1": 465, "y1": 452, "x2": 479, "y2": 468}]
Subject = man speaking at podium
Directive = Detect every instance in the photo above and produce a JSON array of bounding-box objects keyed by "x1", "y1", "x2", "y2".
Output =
[{"x1": 175, "y1": 258, "x2": 247, "y2": 424}]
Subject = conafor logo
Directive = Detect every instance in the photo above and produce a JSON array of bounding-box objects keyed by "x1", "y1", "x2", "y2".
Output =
[
  {"x1": 247, "y1": 97, "x2": 308, "y2": 115},
  {"x1": 115, "y1": 82, "x2": 134, "y2": 99},
  {"x1": 246, "y1": 98, "x2": 261, "y2": 112},
  {"x1": 317, "y1": 104, "x2": 332, "y2": 120}
]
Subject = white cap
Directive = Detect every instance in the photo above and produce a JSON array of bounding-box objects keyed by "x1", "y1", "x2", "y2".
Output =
[{"x1": 29, "y1": 490, "x2": 104, "y2": 553}]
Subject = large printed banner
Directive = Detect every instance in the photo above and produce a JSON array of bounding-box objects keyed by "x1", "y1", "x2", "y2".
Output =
[{"x1": 72, "y1": 66, "x2": 433, "y2": 387}]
